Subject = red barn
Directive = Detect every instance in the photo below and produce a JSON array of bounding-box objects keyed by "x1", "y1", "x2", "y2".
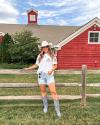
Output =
[
  {"x1": 0, "y1": 9, "x2": 100, "y2": 69},
  {"x1": 57, "y1": 18, "x2": 100, "y2": 69},
  {"x1": 0, "y1": 32, "x2": 4, "y2": 43}
]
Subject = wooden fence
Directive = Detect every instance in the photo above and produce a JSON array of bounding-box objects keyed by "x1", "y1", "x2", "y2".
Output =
[{"x1": 0, "y1": 65, "x2": 100, "y2": 107}]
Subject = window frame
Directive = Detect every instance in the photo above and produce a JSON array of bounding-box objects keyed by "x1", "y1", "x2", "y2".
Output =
[
  {"x1": 88, "y1": 31, "x2": 100, "y2": 44},
  {"x1": 29, "y1": 15, "x2": 36, "y2": 21}
]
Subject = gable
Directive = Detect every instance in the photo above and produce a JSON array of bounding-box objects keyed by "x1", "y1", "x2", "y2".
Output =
[
  {"x1": 57, "y1": 17, "x2": 100, "y2": 49},
  {"x1": 27, "y1": 9, "x2": 38, "y2": 14}
]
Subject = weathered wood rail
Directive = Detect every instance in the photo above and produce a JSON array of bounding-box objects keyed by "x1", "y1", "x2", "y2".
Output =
[{"x1": 0, "y1": 65, "x2": 100, "y2": 107}]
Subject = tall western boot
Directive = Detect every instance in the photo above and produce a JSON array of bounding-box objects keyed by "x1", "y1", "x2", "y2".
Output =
[
  {"x1": 42, "y1": 96, "x2": 48, "y2": 113},
  {"x1": 54, "y1": 100, "x2": 61, "y2": 117}
]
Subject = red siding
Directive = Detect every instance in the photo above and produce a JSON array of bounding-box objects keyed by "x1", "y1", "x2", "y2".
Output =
[
  {"x1": 57, "y1": 25, "x2": 100, "y2": 69},
  {"x1": 0, "y1": 36, "x2": 3, "y2": 43}
]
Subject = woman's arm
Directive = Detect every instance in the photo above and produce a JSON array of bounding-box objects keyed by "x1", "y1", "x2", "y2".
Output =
[{"x1": 24, "y1": 64, "x2": 38, "y2": 70}]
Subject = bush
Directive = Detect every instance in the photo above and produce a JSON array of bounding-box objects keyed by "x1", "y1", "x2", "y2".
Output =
[
  {"x1": 0, "y1": 33, "x2": 13, "y2": 63},
  {"x1": 8, "y1": 30, "x2": 40, "y2": 64}
]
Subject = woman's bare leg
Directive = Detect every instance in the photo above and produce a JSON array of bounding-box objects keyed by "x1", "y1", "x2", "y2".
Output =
[
  {"x1": 48, "y1": 83, "x2": 59, "y2": 100},
  {"x1": 48, "y1": 83, "x2": 61, "y2": 117},
  {"x1": 40, "y1": 84, "x2": 47, "y2": 97}
]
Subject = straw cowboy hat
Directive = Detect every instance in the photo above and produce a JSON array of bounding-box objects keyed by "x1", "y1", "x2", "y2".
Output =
[{"x1": 41, "y1": 41, "x2": 52, "y2": 47}]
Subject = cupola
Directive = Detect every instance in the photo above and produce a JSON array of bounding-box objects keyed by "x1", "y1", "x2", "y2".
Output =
[{"x1": 27, "y1": 9, "x2": 38, "y2": 25}]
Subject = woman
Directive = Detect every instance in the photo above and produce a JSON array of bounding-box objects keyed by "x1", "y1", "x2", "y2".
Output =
[{"x1": 24, "y1": 41, "x2": 61, "y2": 117}]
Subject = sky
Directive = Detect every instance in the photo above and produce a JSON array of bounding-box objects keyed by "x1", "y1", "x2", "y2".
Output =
[{"x1": 0, "y1": 0, "x2": 100, "y2": 26}]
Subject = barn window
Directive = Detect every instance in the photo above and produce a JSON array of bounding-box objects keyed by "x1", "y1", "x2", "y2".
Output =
[
  {"x1": 30, "y1": 15, "x2": 36, "y2": 21},
  {"x1": 88, "y1": 31, "x2": 100, "y2": 44}
]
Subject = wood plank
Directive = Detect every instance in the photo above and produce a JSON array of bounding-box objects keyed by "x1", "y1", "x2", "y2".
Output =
[
  {"x1": 1, "y1": 69, "x2": 100, "y2": 74},
  {"x1": 0, "y1": 83, "x2": 81, "y2": 88},
  {"x1": 0, "y1": 95, "x2": 81, "y2": 100},
  {"x1": 87, "y1": 94, "x2": 100, "y2": 97},
  {"x1": 0, "y1": 83, "x2": 100, "y2": 88},
  {"x1": 0, "y1": 94, "x2": 99, "y2": 100}
]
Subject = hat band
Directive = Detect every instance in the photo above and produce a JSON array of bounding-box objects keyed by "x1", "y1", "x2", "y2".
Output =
[{"x1": 41, "y1": 45, "x2": 49, "y2": 48}]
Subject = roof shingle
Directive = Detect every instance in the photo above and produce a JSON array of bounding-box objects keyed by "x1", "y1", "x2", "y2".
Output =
[{"x1": 0, "y1": 24, "x2": 80, "y2": 45}]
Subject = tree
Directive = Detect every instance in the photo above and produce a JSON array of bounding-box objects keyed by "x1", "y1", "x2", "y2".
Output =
[
  {"x1": 0, "y1": 33, "x2": 13, "y2": 63},
  {"x1": 8, "y1": 30, "x2": 40, "y2": 64}
]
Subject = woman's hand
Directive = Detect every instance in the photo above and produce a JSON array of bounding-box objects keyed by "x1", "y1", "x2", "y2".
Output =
[{"x1": 48, "y1": 70, "x2": 53, "y2": 75}]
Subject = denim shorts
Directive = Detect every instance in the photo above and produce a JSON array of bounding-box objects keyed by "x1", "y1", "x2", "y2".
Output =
[{"x1": 38, "y1": 72, "x2": 55, "y2": 85}]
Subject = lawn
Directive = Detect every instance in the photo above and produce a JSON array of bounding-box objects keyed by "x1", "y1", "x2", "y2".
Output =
[
  {"x1": 0, "y1": 98, "x2": 100, "y2": 125},
  {"x1": 0, "y1": 72, "x2": 100, "y2": 125},
  {"x1": 0, "y1": 63, "x2": 30, "y2": 69},
  {"x1": 0, "y1": 74, "x2": 100, "y2": 83},
  {"x1": 0, "y1": 87, "x2": 99, "y2": 96},
  {"x1": 0, "y1": 74, "x2": 100, "y2": 96}
]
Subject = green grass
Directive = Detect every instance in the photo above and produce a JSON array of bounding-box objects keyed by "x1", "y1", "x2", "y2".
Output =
[
  {"x1": 0, "y1": 74, "x2": 38, "y2": 83},
  {"x1": 0, "y1": 74, "x2": 100, "y2": 83},
  {"x1": 0, "y1": 87, "x2": 99, "y2": 96},
  {"x1": 0, "y1": 98, "x2": 100, "y2": 125},
  {"x1": 0, "y1": 63, "x2": 31, "y2": 69},
  {"x1": 0, "y1": 72, "x2": 100, "y2": 124},
  {"x1": 0, "y1": 87, "x2": 81, "y2": 96}
]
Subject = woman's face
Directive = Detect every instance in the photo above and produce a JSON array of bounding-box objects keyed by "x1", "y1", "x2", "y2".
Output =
[{"x1": 42, "y1": 46, "x2": 49, "y2": 53}]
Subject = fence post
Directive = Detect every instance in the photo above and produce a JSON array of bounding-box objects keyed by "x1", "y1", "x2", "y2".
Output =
[{"x1": 81, "y1": 65, "x2": 87, "y2": 107}]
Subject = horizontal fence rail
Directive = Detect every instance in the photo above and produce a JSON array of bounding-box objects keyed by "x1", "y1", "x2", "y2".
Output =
[
  {"x1": 0, "y1": 95, "x2": 99, "y2": 101},
  {"x1": 0, "y1": 95, "x2": 82, "y2": 100},
  {"x1": 0, "y1": 83, "x2": 100, "y2": 88},
  {"x1": 0, "y1": 83, "x2": 84, "y2": 88},
  {"x1": 1, "y1": 69, "x2": 100, "y2": 74},
  {"x1": 0, "y1": 65, "x2": 100, "y2": 107}
]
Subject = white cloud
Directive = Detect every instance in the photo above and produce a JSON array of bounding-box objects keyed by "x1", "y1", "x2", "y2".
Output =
[
  {"x1": 26, "y1": 0, "x2": 100, "y2": 25},
  {"x1": 0, "y1": 0, "x2": 99, "y2": 25},
  {"x1": 43, "y1": 0, "x2": 68, "y2": 7},
  {"x1": 21, "y1": 12, "x2": 27, "y2": 16},
  {"x1": 0, "y1": 0, "x2": 19, "y2": 24},
  {"x1": 38, "y1": 6, "x2": 76, "y2": 19},
  {"x1": 39, "y1": 10, "x2": 58, "y2": 18},
  {"x1": 57, "y1": 19, "x2": 68, "y2": 25},
  {"x1": 27, "y1": 0, "x2": 82, "y2": 8},
  {"x1": 0, "y1": 18, "x2": 18, "y2": 24},
  {"x1": 43, "y1": 0, "x2": 82, "y2": 7},
  {"x1": 27, "y1": 1, "x2": 42, "y2": 7},
  {"x1": 46, "y1": 19, "x2": 55, "y2": 24},
  {"x1": 46, "y1": 18, "x2": 68, "y2": 25},
  {"x1": 43, "y1": 0, "x2": 100, "y2": 25},
  {"x1": 70, "y1": 0, "x2": 100, "y2": 25}
]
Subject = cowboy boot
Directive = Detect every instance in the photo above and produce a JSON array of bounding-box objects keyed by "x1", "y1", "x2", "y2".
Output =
[
  {"x1": 42, "y1": 96, "x2": 48, "y2": 113},
  {"x1": 54, "y1": 100, "x2": 61, "y2": 117}
]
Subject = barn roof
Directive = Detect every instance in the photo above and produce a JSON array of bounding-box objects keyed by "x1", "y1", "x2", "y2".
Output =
[{"x1": 0, "y1": 24, "x2": 80, "y2": 45}]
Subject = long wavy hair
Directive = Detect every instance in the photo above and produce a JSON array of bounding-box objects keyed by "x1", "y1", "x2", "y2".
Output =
[{"x1": 38, "y1": 46, "x2": 54, "y2": 63}]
